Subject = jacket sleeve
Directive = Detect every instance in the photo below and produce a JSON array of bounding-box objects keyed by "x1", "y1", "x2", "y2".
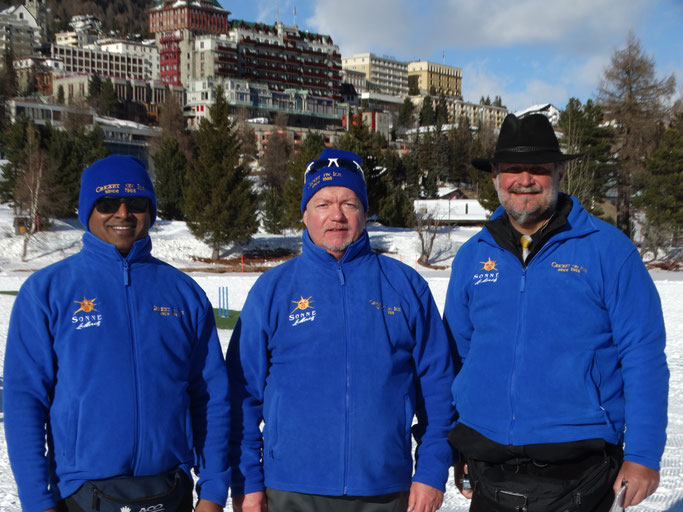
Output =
[
  {"x1": 225, "y1": 289, "x2": 269, "y2": 496},
  {"x1": 410, "y1": 285, "x2": 457, "y2": 492},
  {"x1": 4, "y1": 283, "x2": 59, "y2": 512},
  {"x1": 607, "y1": 249, "x2": 668, "y2": 470},
  {"x1": 188, "y1": 305, "x2": 231, "y2": 506}
]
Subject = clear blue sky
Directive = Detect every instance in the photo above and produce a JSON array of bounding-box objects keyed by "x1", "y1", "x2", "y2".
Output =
[{"x1": 219, "y1": 0, "x2": 682, "y2": 113}]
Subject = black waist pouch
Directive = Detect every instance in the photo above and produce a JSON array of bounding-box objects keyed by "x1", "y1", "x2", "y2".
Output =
[
  {"x1": 467, "y1": 450, "x2": 621, "y2": 512},
  {"x1": 68, "y1": 468, "x2": 192, "y2": 512}
]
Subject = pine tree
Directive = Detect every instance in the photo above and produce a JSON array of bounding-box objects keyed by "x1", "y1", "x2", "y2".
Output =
[
  {"x1": 397, "y1": 97, "x2": 415, "y2": 129},
  {"x1": 262, "y1": 187, "x2": 285, "y2": 234},
  {"x1": 338, "y1": 120, "x2": 386, "y2": 217},
  {"x1": 435, "y1": 93, "x2": 449, "y2": 126},
  {"x1": 558, "y1": 98, "x2": 613, "y2": 217},
  {"x1": 281, "y1": 133, "x2": 326, "y2": 229},
  {"x1": 261, "y1": 128, "x2": 293, "y2": 190},
  {"x1": 633, "y1": 125, "x2": 683, "y2": 259},
  {"x1": 46, "y1": 123, "x2": 108, "y2": 218},
  {"x1": 152, "y1": 136, "x2": 186, "y2": 220},
  {"x1": 56, "y1": 85, "x2": 65, "y2": 105},
  {"x1": 598, "y1": 31, "x2": 676, "y2": 238},
  {"x1": 419, "y1": 95, "x2": 435, "y2": 127},
  {"x1": 184, "y1": 85, "x2": 258, "y2": 259}
]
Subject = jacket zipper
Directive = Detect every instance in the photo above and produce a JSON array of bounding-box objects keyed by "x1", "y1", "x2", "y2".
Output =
[
  {"x1": 122, "y1": 259, "x2": 141, "y2": 473},
  {"x1": 337, "y1": 262, "x2": 350, "y2": 494}
]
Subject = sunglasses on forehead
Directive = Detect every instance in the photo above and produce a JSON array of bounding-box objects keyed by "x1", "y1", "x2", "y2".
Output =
[
  {"x1": 305, "y1": 157, "x2": 365, "y2": 179},
  {"x1": 94, "y1": 196, "x2": 151, "y2": 214}
]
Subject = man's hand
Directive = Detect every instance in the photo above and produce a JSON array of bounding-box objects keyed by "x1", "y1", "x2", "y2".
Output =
[
  {"x1": 454, "y1": 460, "x2": 473, "y2": 500},
  {"x1": 232, "y1": 491, "x2": 267, "y2": 512},
  {"x1": 407, "y1": 481, "x2": 443, "y2": 512},
  {"x1": 613, "y1": 461, "x2": 660, "y2": 507},
  {"x1": 195, "y1": 499, "x2": 223, "y2": 512}
]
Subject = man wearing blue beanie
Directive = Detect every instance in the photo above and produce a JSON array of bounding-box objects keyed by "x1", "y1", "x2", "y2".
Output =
[
  {"x1": 228, "y1": 148, "x2": 455, "y2": 512},
  {"x1": 4, "y1": 155, "x2": 230, "y2": 512}
]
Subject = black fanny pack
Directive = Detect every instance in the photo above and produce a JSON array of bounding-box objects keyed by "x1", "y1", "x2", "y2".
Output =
[
  {"x1": 467, "y1": 452, "x2": 620, "y2": 512},
  {"x1": 450, "y1": 424, "x2": 622, "y2": 511},
  {"x1": 68, "y1": 468, "x2": 192, "y2": 512}
]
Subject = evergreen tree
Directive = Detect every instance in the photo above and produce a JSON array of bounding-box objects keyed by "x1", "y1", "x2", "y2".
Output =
[
  {"x1": 472, "y1": 121, "x2": 499, "y2": 214},
  {"x1": 419, "y1": 95, "x2": 435, "y2": 126},
  {"x1": 2, "y1": 45, "x2": 18, "y2": 96},
  {"x1": 338, "y1": 120, "x2": 386, "y2": 217},
  {"x1": 184, "y1": 85, "x2": 258, "y2": 259},
  {"x1": 449, "y1": 116, "x2": 474, "y2": 185},
  {"x1": 152, "y1": 136, "x2": 186, "y2": 220},
  {"x1": 281, "y1": 133, "x2": 326, "y2": 229},
  {"x1": 408, "y1": 76, "x2": 420, "y2": 95},
  {"x1": 46, "y1": 123, "x2": 108, "y2": 218},
  {"x1": 99, "y1": 79, "x2": 119, "y2": 117},
  {"x1": 87, "y1": 74, "x2": 102, "y2": 101},
  {"x1": 598, "y1": 31, "x2": 676, "y2": 238},
  {"x1": 397, "y1": 98, "x2": 415, "y2": 129},
  {"x1": 262, "y1": 187, "x2": 285, "y2": 234},
  {"x1": 633, "y1": 126, "x2": 683, "y2": 258},
  {"x1": 376, "y1": 150, "x2": 415, "y2": 227},
  {"x1": 56, "y1": 84, "x2": 65, "y2": 105},
  {"x1": 261, "y1": 128, "x2": 293, "y2": 190},
  {"x1": 558, "y1": 98, "x2": 613, "y2": 217},
  {"x1": 0, "y1": 115, "x2": 31, "y2": 206},
  {"x1": 435, "y1": 93, "x2": 449, "y2": 126}
]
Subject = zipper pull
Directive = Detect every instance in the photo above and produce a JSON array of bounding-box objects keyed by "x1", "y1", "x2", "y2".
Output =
[
  {"x1": 123, "y1": 260, "x2": 130, "y2": 286},
  {"x1": 519, "y1": 269, "x2": 526, "y2": 292},
  {"x1": 336, "y1": 263, "x2": 345, "y2": 285}
]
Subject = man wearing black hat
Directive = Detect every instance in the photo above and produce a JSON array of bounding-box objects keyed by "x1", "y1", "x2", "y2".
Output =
[
  {"x1": 444, "y1": 114, "x2": 668, "y2": 511},
  {"x1": 227, "y1": 149, "x2": 455, "y2": 512}
]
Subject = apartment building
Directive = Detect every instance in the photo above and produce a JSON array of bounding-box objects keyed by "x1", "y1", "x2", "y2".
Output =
[
  {"x1": 97, "y1": 39, "x2": 160, "y2": 81},
  {"x1": 185, "y1": 77, "x2": 341, "y2": 129},
  {"x1": 50, "y1": 44, "x2": 151, "y2": 81},
  {"x1": 410, "y1": 95, "x2": 508, "y2": 128},
  {"x1": 148, "y1": 0, "x2": 231, "y2": 86},
  {"x1": 342, "y1": 53, "x2": 408, "y2": 97},
  {"x1": 0, "y1": 4, "x2": 40, "y2": 63},
  {"x1": 407, "y1": 61, "x2": 462, "y2": 98}
]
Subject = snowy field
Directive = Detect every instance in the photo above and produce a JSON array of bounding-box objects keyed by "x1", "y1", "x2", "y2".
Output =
[{"x1": 0, "y1": 203, "x2": 681, "y2": 511}]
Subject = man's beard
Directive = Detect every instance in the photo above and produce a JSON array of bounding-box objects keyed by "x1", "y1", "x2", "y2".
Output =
[{"x1": 496, "y1": 174, "x2": 560, "y2": 228}]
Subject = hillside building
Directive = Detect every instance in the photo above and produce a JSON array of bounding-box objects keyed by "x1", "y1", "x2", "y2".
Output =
[
  {"x1": 342, "y1": 53, "x2": 408, "y2": 97},
  {"x1": 407, "y1": 61, "x2": 462, "y2": 98}
]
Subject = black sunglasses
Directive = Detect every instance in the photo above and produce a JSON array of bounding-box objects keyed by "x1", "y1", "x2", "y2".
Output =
[
  {"x1": 305, "y1": 157, "x2": 365, "y2": 178},
  {"x1": 94, "y1": 196, "x2": 150, "y2": 214}
]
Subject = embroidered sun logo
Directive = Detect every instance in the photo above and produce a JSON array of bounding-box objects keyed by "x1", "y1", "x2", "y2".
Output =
[
  {"x1": 480, "y1": 258, "x2": 498, "y2": 271},
  {"x1": 74, "y1": 297, "x2": 97, "y2": 314},
  {"x1": 290, "y1": 296, "x2": 314, "y2": 314}
]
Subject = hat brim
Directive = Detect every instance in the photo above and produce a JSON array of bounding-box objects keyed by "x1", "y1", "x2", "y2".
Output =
[{"x1": 471, "y1": 151, "x2": 582, "y2": 172}]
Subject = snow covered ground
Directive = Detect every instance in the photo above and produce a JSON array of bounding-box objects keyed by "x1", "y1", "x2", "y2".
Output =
[{"x1": 0, "y1": 203, "x2": 681, "y2": 511}]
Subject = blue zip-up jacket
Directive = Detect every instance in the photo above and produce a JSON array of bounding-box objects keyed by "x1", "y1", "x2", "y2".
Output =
[
  {"x1": 4, "y1": 233, "x2": 230, "y2": 512},
  {"x1": 227, "y1": 230, "x2": 455, "y2": 496},
  {"x1": 444, "y1": 197, "x2": 668, "y2": 470}
]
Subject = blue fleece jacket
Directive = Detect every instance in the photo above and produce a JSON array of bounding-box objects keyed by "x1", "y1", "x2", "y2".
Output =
[
  {"x1": 3, "y1": 233, "x2": 230, "y2": 512},
  {"x1": 227, "y1": 230, "x2": 455, "y2": 496},
  {"x1": 444, "y1": 197, "x2": 668, "y2": 470}
]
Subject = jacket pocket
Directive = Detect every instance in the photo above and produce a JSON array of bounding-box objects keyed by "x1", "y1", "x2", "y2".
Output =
[
  {"x1": 56, "y1": 402, "x2": 78, "y2": 467},
  {"x1": 404, "y1": 394, "x2": 413, "y2": 451},
  {"x1": 264, "y1": 393, "x2": 280, "y2": 459}
]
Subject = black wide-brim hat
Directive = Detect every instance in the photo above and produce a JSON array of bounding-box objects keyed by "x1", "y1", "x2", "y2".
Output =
[{"x1": 472, "y1": 113, "x2": 582, "y2": 172}]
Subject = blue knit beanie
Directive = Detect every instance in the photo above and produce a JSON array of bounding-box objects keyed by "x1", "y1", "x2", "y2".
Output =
[
  {"x1": 78, "y1": 154, "x2": 157, "y2": 230},
  {"x1": 300, "y1": 148, "x2": 368, "y2": 212}
]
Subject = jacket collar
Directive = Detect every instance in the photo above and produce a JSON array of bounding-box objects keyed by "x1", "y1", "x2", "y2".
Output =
[
  {"x1": 481, "y1": 195, "x2": 598, "y2": 248},
  {"x1": 81, "y1": 231, "x2": 153, "y2": 263},
  {"x1": 301, "y1": 229, "x2": 372, "y2": 266}
]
